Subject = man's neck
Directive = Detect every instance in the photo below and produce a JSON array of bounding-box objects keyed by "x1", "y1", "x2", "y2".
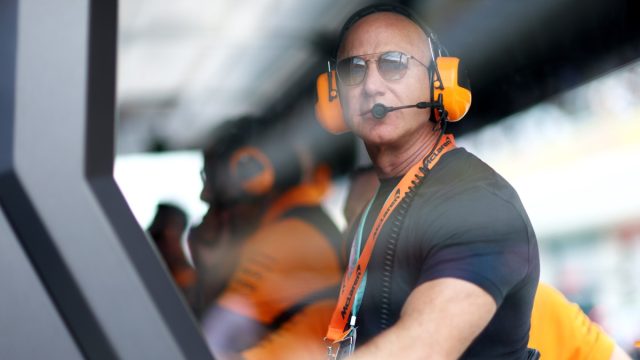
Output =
[{"x1": 366, "y1": 128, "x2": 440, "y2": 179}]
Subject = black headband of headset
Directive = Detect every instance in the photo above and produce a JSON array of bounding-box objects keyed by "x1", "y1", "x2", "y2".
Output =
[{"x1": 334, "y1": 3, "x2": 447, "y2": 60}]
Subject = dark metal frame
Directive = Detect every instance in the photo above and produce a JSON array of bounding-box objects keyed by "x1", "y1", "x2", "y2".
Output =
[{"x1": 0, "y1": 1, "x2": 212, "y2": 358}]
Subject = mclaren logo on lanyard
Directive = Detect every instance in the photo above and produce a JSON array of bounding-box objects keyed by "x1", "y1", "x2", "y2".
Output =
[{"x1": 326, "y1": 134, "x2": 456, "y2": 347}]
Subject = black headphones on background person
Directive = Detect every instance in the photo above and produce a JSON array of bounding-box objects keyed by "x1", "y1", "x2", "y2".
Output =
[{"x1": 315, "y1": 3, "x2": 472, "y2": 134}]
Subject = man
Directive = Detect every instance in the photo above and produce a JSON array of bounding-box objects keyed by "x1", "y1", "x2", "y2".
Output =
[
  {"x1": 323, "y1": 5, "x2": 539, "y2": 359},
  {"x1": 190, "y1": 116, "x2": 344, "y2": 360},
  {"x1": 147, "y1": 203, "x2": 195, "y2": 294},
  {"x1": 342, "y1": 167, "x2": 631, "y2": 360}
]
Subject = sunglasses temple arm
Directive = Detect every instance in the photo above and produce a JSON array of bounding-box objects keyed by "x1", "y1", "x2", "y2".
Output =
[{"x1": 327, "y1": 60, "x2": 338, "y2": 101}]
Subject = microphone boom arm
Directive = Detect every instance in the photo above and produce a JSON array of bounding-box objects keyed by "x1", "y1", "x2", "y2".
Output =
[{"x1": 370, "y1": 101, "x2": 439, "y2": 119}]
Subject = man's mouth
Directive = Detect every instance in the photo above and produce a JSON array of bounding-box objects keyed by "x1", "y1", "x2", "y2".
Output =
[{"x1": 359, "y1": 105, "x2": 380, "y2": 117}]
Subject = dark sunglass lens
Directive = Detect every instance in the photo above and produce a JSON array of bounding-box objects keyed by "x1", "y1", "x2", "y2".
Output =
[
  {"x1": 378, "y1": 51, "x2": 409, "y2": 80},
  {"x1": 337, "y1": 57, "x2": 367, "y2": 85}
]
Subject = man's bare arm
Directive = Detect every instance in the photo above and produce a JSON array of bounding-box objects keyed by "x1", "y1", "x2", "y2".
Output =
[{"x1": 349, "y1": 277, "x2": 497, "y2": 360}]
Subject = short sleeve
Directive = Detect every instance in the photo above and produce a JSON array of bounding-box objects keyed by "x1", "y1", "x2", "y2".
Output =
[{"x1": 417, "y1": 187, "x2": 533, "y2": 306}]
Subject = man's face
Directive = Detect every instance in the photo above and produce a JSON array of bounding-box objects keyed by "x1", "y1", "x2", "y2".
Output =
[
  {"x1": 199, "y1": 162, "x2": 236, "y2": 206},
  {"x1": 337, "y1": 13, "x2": 432, "y2": 147},
  {"x1": 199, "y1": 163, "x2": 268, "y2": 227}
]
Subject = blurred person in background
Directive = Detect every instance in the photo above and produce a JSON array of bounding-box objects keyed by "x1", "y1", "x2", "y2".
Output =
[
  {"x1": 343, "y1": 166, "x2": 631, "y2": 360},
  {"x1": 147, "y1": 202, "x2": 196, "y2": 294},
  {"x1": 187, "y1": 204, "x2": 243, "y2": 316},
  {"x1": 189, "y1": 116, "x2": 346, "y2": 360},
  {"x1": 530, "y1": 283, "x2": 631, "y2": 360}
]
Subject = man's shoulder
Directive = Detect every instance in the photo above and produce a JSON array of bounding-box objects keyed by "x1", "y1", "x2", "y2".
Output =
[
  {"x1": 410, "y1": 148, "x2": 532, "y2": 236},
  {"x1": 417, "y1": 148, "x2": 520, "y2": 204}
]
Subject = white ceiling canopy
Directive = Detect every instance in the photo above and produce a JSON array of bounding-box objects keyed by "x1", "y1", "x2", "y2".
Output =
[{"x1": 117, "y1": 0, "x2": 369, "y2": 153}]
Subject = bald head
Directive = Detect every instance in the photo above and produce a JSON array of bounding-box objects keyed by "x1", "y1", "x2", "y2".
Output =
[
  {"x1": 335, "y1": 9, "x2": 438, "y2": 161},
  {"x1": 337, "y1": 12, "x2": 431, "y2": 65}
]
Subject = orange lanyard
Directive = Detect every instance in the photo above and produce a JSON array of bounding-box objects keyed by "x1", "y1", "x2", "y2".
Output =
[{"x1": 325, "y1": 134, "x2": 456, "y2": 342}]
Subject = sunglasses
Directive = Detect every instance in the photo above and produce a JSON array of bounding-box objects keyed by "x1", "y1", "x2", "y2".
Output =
[
  {"x1": 336, "y1": 51, "x2": 430, "y2": 86},
  {"x1": 200, "y1": 169, "x2": 207, "y2": 183}
]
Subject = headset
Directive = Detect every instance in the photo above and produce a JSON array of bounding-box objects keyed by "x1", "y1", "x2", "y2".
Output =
[
  {"x1": 203, "y1": 117, "x2": 289, "y2": 208},
  {"x1": 315, "y1": 3, "x2": 472, "y2": 134},
  {"x1": 228, "y1": 145, "x2": 276, "y2": 196}
]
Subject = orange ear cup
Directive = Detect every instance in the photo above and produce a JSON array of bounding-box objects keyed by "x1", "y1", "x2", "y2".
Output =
[
  {"x1": 315, "y1": 71, "x2": 349, "y2": 134},
  {"x1": 229, "y1": 146, "x2": 275, "y2": 196},
  {"x1": 433, "y1": 57, "x2": 471, "y2": 122},
  {"x1": 314, "y1": 58, "x2": 471, "y2": 128}
]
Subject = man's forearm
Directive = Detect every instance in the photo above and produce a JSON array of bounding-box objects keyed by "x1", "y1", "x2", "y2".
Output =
[
  {"x1": 348, "y1": 278, "x2": 497, "y2": 360},
  {"x1": 348, "y1": 319, "x2": 449, "y2": 360}
]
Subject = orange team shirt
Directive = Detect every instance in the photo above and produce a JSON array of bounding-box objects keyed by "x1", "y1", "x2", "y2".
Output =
[
  {"x1": 217, "y1": 170, "x2": 342, "y2": 320},
  {"x1": 242, "y1": 299, "x2": 336, "y2": 360},
  {"x1": 529, "y1": 282, "x2": 615, "y2": 360},
  {"x1": 216, "y1": 217, "x2": 341, "y2": 324},
  {"x1": 215, "y1": 175, "x2": 342, "y2": 359}
]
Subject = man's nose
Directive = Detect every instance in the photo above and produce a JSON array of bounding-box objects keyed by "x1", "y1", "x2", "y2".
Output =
[
  {"x1": 200, "y1": 184, "x2": 212, "y2": 203},
  {"x1": 362, "y1": 62, "x2": 386, "y2": 97}
]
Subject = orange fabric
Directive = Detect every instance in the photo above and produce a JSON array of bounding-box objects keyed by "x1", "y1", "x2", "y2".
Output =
[
  {"x1": 216, "y1": 174, "x2": 340, "y2": 324},
  {"x1": 260, "y1": 166, "x2": 331, "y2": 225},
  {"x1": 529, "y1": 283, "x2": 615, "y2": 360},
  {"x1": 216, "y1": 218, "x2": 342, "y2": 324},
  {"x1": 242, "y1": 299, "x2": 336, "y2": 360}
]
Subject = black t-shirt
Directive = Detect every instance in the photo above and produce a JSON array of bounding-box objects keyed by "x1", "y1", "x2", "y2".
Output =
[{"x1": 349, "y1": 148, "x2": 539, "y2": 359}]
